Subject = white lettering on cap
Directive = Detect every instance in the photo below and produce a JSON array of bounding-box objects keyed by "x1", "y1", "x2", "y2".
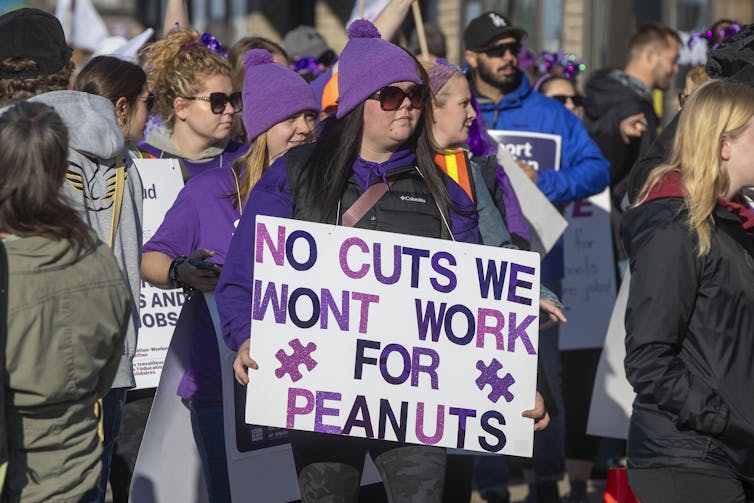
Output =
[{"x1": 488, "y1": 13, "x2": 508, "y2": 28}]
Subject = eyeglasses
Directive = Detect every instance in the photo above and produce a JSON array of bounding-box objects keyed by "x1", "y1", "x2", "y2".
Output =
[
  {"x1": 550, "y1": 94, "x2": 584, "y2": 107},
  {"x1": 478, "y1": 42, "x2": 522, "y2": 58},
  {"x1": 182, "y1": 92, "x2": 243, "y2": 114},
  {"x1": 137, "y1": 92, "x2": 156, "y2": 112},
  {"x1": 367, "y1": 85, "x2": 427, "y2": 111}
]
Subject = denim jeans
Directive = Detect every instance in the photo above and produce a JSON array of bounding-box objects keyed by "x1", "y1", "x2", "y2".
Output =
[
  {"x1": 188, "y1": 399, "x2": 231, "y2": 503},
  {"x1": 475, "y1": 280, "x2": 566, "y2": 498},
  {"x1": 82, "y1": 387, "x2": 128, "y2": 503}
]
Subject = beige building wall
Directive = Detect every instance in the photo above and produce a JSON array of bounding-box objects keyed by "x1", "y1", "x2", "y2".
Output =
[{"x1": 438, "y1": 0, "x2": 464, "y2": 64}]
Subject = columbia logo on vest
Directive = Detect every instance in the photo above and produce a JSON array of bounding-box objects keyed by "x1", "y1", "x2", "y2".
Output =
[{"x1": 401, "y1": 195, "x2": 427, "y2": 204}]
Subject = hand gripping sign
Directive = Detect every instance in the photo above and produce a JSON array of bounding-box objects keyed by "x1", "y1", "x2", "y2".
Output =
[{"x1": 245, "y1": 216, "x2": 541, "y2": 457}]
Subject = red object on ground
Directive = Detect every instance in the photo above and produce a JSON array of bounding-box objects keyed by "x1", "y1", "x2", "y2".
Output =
[{"x1": 604, "y1": 467, "x2": 640, "y2": 503}]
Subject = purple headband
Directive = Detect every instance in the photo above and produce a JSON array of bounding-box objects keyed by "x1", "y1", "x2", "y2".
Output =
[
  {"x1": 427, "y1": 58, "x2": 463, "y2": 96},
  {"x1": 180, "y1": 32, "x2": 228, "y2": 57},
  {"x1": 688, "y1": 23, "x2": 741, "y2": 50}
]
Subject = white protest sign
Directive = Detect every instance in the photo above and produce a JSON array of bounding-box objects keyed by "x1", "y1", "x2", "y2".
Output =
[
  {"x1": 203, "y1": 295, "x2": 381, "y2": 502},
  {"x1": 492, "y1": 143, "x2": 567, "y2": 255},
  {"x1": 490, "y1": 130, "x2": 562, "y2": 172},
  {"x1": 559, "y1": 189, "x2": 616, "y2": 349},
  {"x1": 130, "y1": 300, "x2": 208, "y2": 502},
  {"x1": 246, "y1": 216, "x2": 541, "y2": 457},
  {"x1": 489, "y1": 130, "x2": 567, "y2": 255},
  {"x1": 587, "y1": 268, "x2": 634, "y2": 439},
  {"x1": 132, "y1": 158, "x2": 185, "y2": 389}
]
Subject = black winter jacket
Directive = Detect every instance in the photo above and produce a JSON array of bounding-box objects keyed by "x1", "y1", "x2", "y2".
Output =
[
  {"x1": 583, "y1": 68, "x2": 658, "y2": 208},
  {"x1": 621, "y1": 194, "x2": 754, "y2": 481}
]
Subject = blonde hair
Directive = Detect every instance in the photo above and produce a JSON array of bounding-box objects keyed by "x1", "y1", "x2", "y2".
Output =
[
  {"x1": 141, "y1": 27, "x2": 232, "y2": 125},
  {"x1": 638, "y1": 80, "x2": 754, "y2": 255},
  {"x1": 230, "y1": 133, "x2": 268, "y2": 209},
  {"x1": 685, "y1": 64, "x2": 711, "y2": 91}
]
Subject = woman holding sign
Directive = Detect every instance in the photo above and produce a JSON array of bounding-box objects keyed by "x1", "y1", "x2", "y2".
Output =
[
  {"x1": 141, "y1": 50, "x2": 317, "y2": 502},
  {"x1": 624, "y1": 80, "x2": 754, "y2": 502},
  {"x1": 217, "y1": 19, "x2": 485, "y2": 502}
]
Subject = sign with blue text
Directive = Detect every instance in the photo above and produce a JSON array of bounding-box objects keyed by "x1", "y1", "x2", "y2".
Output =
[{"x1": 245, "y1": 216, "x2": 541, "y2": 457}]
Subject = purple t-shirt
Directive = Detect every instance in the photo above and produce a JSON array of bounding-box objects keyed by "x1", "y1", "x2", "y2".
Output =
[
  {"x1": 143, "y1": 165, "x2": 244, "y2": 400},
  {"x1": 139, "y1": 139, "x2": 248, "y2": 180}
]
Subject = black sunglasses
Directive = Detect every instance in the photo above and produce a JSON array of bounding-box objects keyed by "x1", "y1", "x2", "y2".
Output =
[
  {"x1": 137, "y1": 92, "x2": 156, "y2": 112},
  {"x1": 479, "y1": 41, "x2": 522, "y2": 58},
  {"x1": 368, "y1": 85, "x2": 427, "y2": 111},
  {"x1": 183, "y1": 91, "x2": 243, "y2": 114},
  {"x1": 551, "y1": 94, "x2": 584, "y2": 107}
]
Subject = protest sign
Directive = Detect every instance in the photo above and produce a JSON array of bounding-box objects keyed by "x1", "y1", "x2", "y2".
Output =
[
  {"x1": 492, "y1": 143, "x2": 567, "y2": 255},
  {"x1": 490, "y1": 130, "x2": 562, "y2": 173},
  {"x1": 132, "y1": 158, "x2": 185, "y2": 389},
  {"x1": 559, "y1": 189, "x2": 616, "y2": 349},
  {"x1": 587, "y1": 268, "x2": 633, "y2": 439},
  {"x1": 245, "y1": 216, "x2": 541, "y2": 457},
  {"x1": 205, "y1": 295, "x2": 382, "y2": 501},
  {"x1": 488, "y1": 130, "x2": 615, "y2": 349}
]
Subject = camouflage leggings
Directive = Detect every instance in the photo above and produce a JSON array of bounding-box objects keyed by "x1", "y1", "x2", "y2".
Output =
[{"x1": 290, "y1": 431, "x2": 446, "y2": 503}]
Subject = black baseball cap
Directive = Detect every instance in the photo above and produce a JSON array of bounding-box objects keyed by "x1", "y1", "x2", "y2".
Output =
[
  {"x1": 0, "y1": 8, "x2": 73, "y2": 79},
  {"x1": 464, "y1": 12, "x2": 527, "y2": 51}
]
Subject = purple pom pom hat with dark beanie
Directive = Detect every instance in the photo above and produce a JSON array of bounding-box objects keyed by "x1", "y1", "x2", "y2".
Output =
[
  {"x1": 241, "y1": 49, "x2": 318, "y2": 142},
  {"x1": 335, "y1": 19, "x2": 423, "y2": 118}
]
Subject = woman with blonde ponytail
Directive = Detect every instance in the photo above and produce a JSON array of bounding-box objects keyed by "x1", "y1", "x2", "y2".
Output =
[
  {"x1": 141, "y1": 48, "x2": 316, "y2": 502},
  {"x1": 624, "y1": 79, "x2": 754, "y2": 502}
]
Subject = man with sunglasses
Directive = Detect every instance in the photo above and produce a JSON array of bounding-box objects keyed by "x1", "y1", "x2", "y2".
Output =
[{"x1": 464, "y1": 11, "x2": 609, "y2": 503}]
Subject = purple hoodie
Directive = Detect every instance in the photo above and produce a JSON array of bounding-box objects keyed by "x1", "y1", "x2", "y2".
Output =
[{"x1": 216, "y1": 148, "x2": 482, "y2": 352}]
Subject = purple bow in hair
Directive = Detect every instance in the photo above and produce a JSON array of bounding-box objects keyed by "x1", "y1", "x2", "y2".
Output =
[
  {"x1": 534, "y1": 50, "x2": 586, "y2": 79},
  {"x1": 688, "y1": 23, "x2": 741, "y2": 50},
  {"x1": 180, "y1": 32, "x2": 228, "y2": 57}
]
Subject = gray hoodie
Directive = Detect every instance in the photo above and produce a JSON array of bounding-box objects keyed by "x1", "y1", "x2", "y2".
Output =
[{"x1": 26, "y1": 90, "x2": 143, "y2": 389}]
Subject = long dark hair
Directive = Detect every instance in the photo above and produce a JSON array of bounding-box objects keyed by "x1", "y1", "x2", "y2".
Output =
[
  {"x1": 297, "y1": 70, "x2": 453, "y2": 237},
  {"x1": 0, "y1": 101, "x2": 95, "y2": 248},
  {"x1": 75, "y1": 55, "x2": 147, "y2": 107}
]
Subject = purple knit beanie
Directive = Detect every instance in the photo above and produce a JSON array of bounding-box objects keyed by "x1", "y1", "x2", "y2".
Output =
[
  {"x1": 336, "y1": 19, "x2": 422, "y2": 118},
  {"x1": 242, "y1": 49, "x2": 318, "y2": 141}
]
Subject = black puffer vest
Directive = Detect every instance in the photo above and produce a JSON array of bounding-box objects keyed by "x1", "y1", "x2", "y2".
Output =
[{"x1": 284, "y1": 145, "x2": 448, "y2": 239}]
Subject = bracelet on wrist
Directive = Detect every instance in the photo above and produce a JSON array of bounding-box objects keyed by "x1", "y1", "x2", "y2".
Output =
[{"x1": 168, "y1": 255, "x2": 192, "y2": 292}]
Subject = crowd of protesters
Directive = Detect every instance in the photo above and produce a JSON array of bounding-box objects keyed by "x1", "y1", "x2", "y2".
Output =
[{"x1": 0, "y1": 1, "x2": 752, "y2": 502}]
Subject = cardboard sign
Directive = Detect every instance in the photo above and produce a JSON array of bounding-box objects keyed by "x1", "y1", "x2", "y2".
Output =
[
  {"x1": 587, "y1": 268, "x2": 634, "y2": 439},
  {"x1": 245, "y1": 216, "x2": 541, "y2": 457},
  {"x1": 559, "y1": 190, "x2": 616, "y2": 349},
  {"x1": 493, "y1": 144, "x2": 567, "y2": 255},
  {"x1": 132, "y1": 158, "x2": 185, "y2": 389}
]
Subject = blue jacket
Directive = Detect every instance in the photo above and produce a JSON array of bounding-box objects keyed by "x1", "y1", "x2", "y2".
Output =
[{"x1": 473, "y1": 72, "x2": 610, "y2": 205}]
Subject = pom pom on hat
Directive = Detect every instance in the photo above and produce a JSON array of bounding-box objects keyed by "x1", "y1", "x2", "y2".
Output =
[
  {"x1": 336, "y1": 19, "x2": 422, "y2": 118},
  {"x1": 244, "y1": 48, "x2": 274, "y2": 69},
  {"x1": 347, "y1": 19, "x2": 381, "y2": 39},
  {"x1": 242, "y1": 49, "x2": 318, "y2": 142}
]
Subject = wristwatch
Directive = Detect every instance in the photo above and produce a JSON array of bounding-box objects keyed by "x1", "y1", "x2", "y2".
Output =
[{"x1": 168, "y1": 255, "x2": 190, "y2": 289}]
